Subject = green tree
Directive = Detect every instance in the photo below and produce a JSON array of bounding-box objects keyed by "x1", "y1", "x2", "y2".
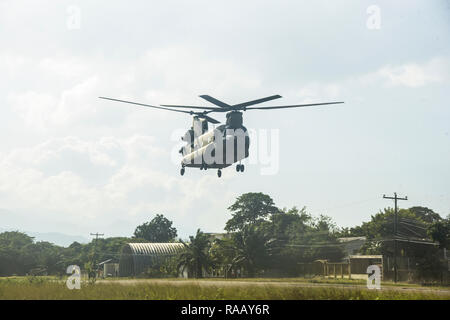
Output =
[
  {"x1": 266, "y1": 208, "x2": 344, "y2": 274},
  {"x1": 225, "y1": 192, "x2": 279, "y2": 232},
  {"x1": 0, "y1": 231, "x2": 34, "y2": 248},
  {"x1": 177, "y1": 229, "x2": 211, "y2": 278},
  {"x1": 28, "y1": 241, "x2": 64, "y2": 275},
  {"x1": 62, "y1": 237, "x2": 147, "y2": 272},
  {"x1": 344, "y1": 207, "x2": 441, "y2": 255},
  {"x1": 229, "y1": 224, "x2": 272, "y2": 277},
  {"x1": 0, "y1": 231, "x2": 148, "y2": 276},
  {"x1": 409, "y1": 206, "x2": 441, "y2": 224},
  {"x1": 134, "y1": 214, "x2": 177, "y2": 242},
  {"x1": 0, "y1": 231, "x2": 36, "y2": 276},
  {"x1": 210, "y1": 237, "x2": 236, "y2": 275},
  {"x1": 428, "y1": 216, "x2": 450, "y2": 249},
  {"x1": 223, "y1": 197, "x2": 345, "y2": 276}
]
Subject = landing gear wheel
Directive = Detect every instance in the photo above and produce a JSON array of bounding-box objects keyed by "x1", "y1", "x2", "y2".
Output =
[
  {"x1": 217, "y1": 169, "x2": 222, "y2": 178},
  {"x1": 236, "y1": 165, "x2": 240, "y2": 172},
  {"x1": 180, "y1": 167, "x2": 185, "y2": 176},
  {"x1": 240, "y1": 164, "x2": 245, "y2": 172}
]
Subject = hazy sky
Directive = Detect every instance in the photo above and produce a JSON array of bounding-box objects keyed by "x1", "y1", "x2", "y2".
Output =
[{"x1": 1, "y1": 0, "x2": 449, "y2": 240}]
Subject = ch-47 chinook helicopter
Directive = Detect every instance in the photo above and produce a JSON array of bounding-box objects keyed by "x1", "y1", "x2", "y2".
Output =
[{"x1": 99, "y1": 95, "x2": 343, "y2": 177}]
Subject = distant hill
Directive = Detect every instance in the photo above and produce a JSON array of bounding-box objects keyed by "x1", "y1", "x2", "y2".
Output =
[
  {"x1": 0, "y1": 227, "x2": 89, "y2": 247},
  {"x1": 28, "y1": 231, "x2": 89, "y2": 247},
  {"x1": 0, "y1": 208, "x2": 90, "y2": 247}
]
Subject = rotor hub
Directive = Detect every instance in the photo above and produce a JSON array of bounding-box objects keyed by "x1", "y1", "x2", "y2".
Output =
[{"x1": 226, "y1": 111, "x2": 243, "y2": 129}]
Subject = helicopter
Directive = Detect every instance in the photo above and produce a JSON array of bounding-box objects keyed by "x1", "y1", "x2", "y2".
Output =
[{"x1": 99, "y1": 95, "x2": 343, "y2": 177}]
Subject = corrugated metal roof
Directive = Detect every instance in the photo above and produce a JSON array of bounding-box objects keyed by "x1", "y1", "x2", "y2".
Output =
[
  {"x1": 127, "y1": 242, "x2": 185, "y2": 255},
  {"x1": 119, "y1": 242, "x2": 187, "y2": 277},
  {"x1": 349, "y1": 255, "x2": 382, "y2": 259}
]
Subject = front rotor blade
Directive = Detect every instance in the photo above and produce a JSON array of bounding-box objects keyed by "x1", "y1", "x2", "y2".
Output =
[
  {"x1": 199, "y1": 95, "x2": 231, "y2": 108},
  {"x1": 245, "y1": 101, "x2": 344, "y2": 110},
  {"x1": 99, "y1": 97, "x2": 193, "y2": 114},
  {"x1": 232, "y1": 95, "x2": 282, "y2": 109}
]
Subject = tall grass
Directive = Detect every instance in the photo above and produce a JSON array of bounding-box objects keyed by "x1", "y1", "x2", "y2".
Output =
[{"x1": 0, "y1": 277, "x2": 448, "y2": 300}]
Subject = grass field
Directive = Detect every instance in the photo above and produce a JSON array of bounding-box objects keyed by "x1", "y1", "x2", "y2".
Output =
[{"x1": 0, "y1": 277, "x2": 449, "y2": 300}]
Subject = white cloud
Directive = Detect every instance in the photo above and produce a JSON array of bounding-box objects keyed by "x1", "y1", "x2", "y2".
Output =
[
  {"x1": 38, "y1": 57, "x2": 89, "y2": 79},
  {"x1": 0, "y1": 53, "x2": 30, "y2": 74},
  {"x1": 1, "y1": 46, "x2": 259, "y2": 236},
  {"x1": 9, "y1": 76, "x2": 102, "y2": 129},
  {"x1": 363, "y1": 57, "x2": 449, "y2": 88},
  {"x1": 55, "y1": 76, "x2": 100, "y2": 124},
  {"x1": 0, "y1": 135, "x2": 234, "y2": 235},
  {"x1": 293, "y1": 83, "x2": 342, "y2": 103},
  {"x1": 7, "y1": 91, "x2": 58, "y2": 130},
  {"x1": 138, "y1": 46, "x2": 262, "y2": 98},
  {"x1": 7, "y1": 46, "x2": 263, "y2": 132}
]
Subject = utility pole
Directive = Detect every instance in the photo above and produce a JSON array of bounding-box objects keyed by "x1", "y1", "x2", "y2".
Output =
[
  {"x1": 90, "y1": 232, "x2": 104, "y2": 276},
  {"x1": 383, "y1": 193, "x2": 407, "y2": 283}
]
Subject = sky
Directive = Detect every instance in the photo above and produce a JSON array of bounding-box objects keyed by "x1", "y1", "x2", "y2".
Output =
[{"x1": 0, "y1": 0, "x2": 449, "y2": 242}]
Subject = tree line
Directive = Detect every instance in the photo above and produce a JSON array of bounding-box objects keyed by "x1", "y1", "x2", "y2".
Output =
[{"x1": 0, "y1": 192, "x2": 448, "y2": 279}]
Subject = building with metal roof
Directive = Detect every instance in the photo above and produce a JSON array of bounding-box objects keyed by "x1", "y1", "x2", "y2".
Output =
[
  {"x1": 119, "y1": 243, "x2": 186, "y2": 277},
  {"x1": 98, "y1": 258, "x2": 119, "y2": 278},
  {"x1": 337, "y1": 237, "x2": 366, "y2": 257}
]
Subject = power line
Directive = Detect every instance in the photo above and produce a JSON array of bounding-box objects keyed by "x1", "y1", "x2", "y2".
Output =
[
  {"x1": 399, "y1": 223, "x2": 426, "y2": 238},
  {"x1": 383, "y1": 192, "x2": 408, "y2": 283},
  {"x1": 90, "y1": 232, "x2": 104, "y2": 269},
  {"x1": 399, "y1": 218, "x2": 428, "y2": 227}
]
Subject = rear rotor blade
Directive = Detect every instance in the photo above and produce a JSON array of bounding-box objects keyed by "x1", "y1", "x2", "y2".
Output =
[
  {"x1": 100, "y1": 97, "x2": 222, "y2": 123},
  {"x1": 232, "y1": 95, "x2": 282, "y2": 109},
  {"x1": 99, "y1": 97, "x2": 194, "y2": 115},
  {"x1": 199, "y1": 114, "x2": 221, "y2": 124},
  {"x1": 245, "y1": 101, "x2": 344, "y2": 110},
  {"x1": 199, "y1": 95, "x2": 231, "y2": 109},
  {"x1": 161, "y1": 104, "x2": 220, "y2": 110}
]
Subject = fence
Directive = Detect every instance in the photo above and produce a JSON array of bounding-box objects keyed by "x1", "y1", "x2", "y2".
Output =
[
  {"x1": 298, "y1": 257, "x2": 383, "y2": 280},
  {"x1": 297, "y1": 261, "x2": 352, "y2": 279}
]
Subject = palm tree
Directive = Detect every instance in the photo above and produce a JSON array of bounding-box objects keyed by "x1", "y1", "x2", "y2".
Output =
[
  {"x1": 177, "y1": 229, "x2": 211, "y2": 278},
  {"x1": 229, "y1": 225, "x2": 272, "y2": 277}
]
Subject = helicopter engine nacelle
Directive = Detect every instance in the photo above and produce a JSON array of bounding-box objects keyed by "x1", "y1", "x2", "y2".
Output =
[
  {"x1": 180, "y1": 129, "x2": 215, "y2": 156},
  {"x1": 181, "y1": 128, "x2": 194, "y2": 143}
]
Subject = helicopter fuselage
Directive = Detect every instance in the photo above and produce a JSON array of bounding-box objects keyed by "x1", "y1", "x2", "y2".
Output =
[{"x1": 180, "y1": 111, "x2": 250, "y2": 170}]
